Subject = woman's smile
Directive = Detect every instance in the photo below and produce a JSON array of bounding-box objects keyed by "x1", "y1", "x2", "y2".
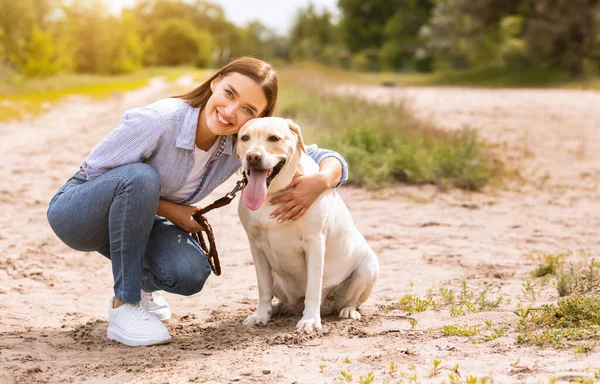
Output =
[{"x1": 216, "y1": 110, "x2": 233, "y2": 127}]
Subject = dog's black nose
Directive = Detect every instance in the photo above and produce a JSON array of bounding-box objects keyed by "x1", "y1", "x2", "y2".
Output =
[{"x1": 246, "y1": 152, "x2": 262, "y2": 164}]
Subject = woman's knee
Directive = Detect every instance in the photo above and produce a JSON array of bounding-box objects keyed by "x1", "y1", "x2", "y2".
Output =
[
  {"x1": 167, "y1": 261, "x2": 211, "y2": 296},
  {"x1": 118, "y1": 163, "x2": 160, "y2": 197}
]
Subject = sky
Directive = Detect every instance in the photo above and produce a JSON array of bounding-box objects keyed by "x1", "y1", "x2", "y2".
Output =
[{"x1": 106, "y1": 0, "x2": 340, "y2": 34}]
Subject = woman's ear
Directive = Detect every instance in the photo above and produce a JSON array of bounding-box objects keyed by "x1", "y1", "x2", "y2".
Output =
[
  {"x1": 210, "y1": 75, "x2": 222, "y2": 92},
  {"x1": 286, "y1": 119, "x2": 307, "y2": 154}
]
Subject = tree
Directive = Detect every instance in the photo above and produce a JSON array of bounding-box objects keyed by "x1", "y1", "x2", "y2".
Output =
[
  {"x1": 21, "y1": 27, "x2": 60, "y2": 77},
  {"x1": 427, "y1": 0, "x2": 600, "y2": 75},
  {"x1": 107, "y1": 12, "x2": 144, "y2": 74},
  {"x1": 379, "y1": 0, "x2": 434, "y2": 71},
  {"x1": 289, "y1": 4, "x2": 341, "y2": 62},
  {"x1": 520, "y1": 0, "x2": 600, "y2": 76},
  {"x1": 0, "y1": 0, "x2": 39, "y2": 70},
  {"x1": 338, "y1": 0, "x2": 397, "y2": 53},
  {"x1": 152, "y1": 18, "x2": 214, "y2": 67}
]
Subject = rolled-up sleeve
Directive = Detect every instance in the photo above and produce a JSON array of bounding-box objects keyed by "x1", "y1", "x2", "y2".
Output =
[
  {"x1": 82, "y1": 107, "x2": 165, "y2": 180},
  {"x1": 305, "y1": 144, "x2": 349, "y2": 188}
]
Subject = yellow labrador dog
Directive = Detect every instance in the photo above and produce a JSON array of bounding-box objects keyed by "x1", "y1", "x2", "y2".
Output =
[{"x1": 236, "y1": 117, "x2": 379, "y2": 332}]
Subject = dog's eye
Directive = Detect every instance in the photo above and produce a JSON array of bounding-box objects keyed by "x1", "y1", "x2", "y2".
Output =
[
  {"x1": 268, "y1": 136, "x2": 280, "y2": 142},
  {"x1": 241, "y1": 135, "x2": 250, "y2": 142}
]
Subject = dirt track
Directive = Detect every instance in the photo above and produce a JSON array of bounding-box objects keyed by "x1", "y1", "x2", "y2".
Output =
[{"x1": 1, "y1": 80, "x2": 599, "y2": 383}]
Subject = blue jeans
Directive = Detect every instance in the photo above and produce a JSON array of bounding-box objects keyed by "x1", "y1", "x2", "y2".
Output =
[{"x1": 47, "y1": 164, "x2": 211, "y2": 303}]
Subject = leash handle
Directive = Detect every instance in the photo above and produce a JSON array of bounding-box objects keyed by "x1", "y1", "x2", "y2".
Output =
[{"x1": 190, "y1": 177, "x2": 246, "y2": 276}]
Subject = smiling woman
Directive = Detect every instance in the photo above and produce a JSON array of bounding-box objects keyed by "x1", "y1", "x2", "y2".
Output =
[
  {"x1": 46, "y1": 56, "x2": 349, "y2": 347},
  {"x1": 198, "y1": 73, "x2": 269, "y2": 146}
]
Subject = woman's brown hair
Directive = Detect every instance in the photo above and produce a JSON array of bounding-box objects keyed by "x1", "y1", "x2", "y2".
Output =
[{"x1": 176, "y1": 57, "x2": 278, "y2": 117}]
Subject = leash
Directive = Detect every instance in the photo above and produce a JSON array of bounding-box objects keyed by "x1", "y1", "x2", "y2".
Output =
[{"x1": 191, "y1": 177, "x2": 246, "y2": 276}]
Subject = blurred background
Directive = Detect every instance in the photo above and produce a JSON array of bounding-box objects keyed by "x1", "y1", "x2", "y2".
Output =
[
  {"x1": 1, "y1": 0, "x2": 599, "y2": 189},
  {"x1": 2, "y1": 0, "x2": 599, "y2": 83}
]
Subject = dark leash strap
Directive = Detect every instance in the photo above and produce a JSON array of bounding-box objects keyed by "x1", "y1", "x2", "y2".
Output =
[{"x1": 191, "y1": 177, "x2": 246, "y2": 276}]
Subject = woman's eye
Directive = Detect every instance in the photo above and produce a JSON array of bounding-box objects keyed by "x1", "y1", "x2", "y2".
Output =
[
  {"x1": 225, "y1": 90, "x2": 233, "y2": 98},
  {"x1": 244, "y1": 107, "x2": 253, "y2": 115},
  {"x1": 267, "y1": 136, "x2": 280, "y2": 142},
  {"x1": 241, "y1": 135, "x2": 250, "y2": 142}
]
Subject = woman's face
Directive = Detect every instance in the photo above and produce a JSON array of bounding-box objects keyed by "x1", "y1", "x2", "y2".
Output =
[{"x1": 205, "y1": 72, "x2": 268, "y2": 136}]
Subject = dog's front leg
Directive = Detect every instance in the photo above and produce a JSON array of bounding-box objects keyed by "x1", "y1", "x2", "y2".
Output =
[
  {"x1": 243, "y1": 243, "x2": 274, "y2": 326},
  {"x1": 297, "y1": 235, "x2": 325, "y2": 332}
]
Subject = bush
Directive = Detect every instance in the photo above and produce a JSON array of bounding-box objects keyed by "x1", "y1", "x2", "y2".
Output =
[{"x1": 152, "y1": 19, "x2": 214, "y2": 67}]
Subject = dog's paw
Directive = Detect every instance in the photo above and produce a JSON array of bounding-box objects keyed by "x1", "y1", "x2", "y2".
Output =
[
  {"x1": 243, "y1": 312, "x2": 271, "y2": 326},
  {"x1": 296, "y1": 317, "x2": 322, "y2": 332},
  {"x1": 339, "y1": 306, "x2": 361, "y2": 320}
]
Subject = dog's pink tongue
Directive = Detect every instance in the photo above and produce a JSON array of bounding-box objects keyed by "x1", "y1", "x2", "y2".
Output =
[{"x1": 243, "y1": 169, "x2": 269, "y2": 211}]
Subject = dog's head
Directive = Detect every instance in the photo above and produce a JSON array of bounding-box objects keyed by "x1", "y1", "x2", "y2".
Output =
[{"x1": 236, "y1": 117, "x2": 306, "y2": 211}]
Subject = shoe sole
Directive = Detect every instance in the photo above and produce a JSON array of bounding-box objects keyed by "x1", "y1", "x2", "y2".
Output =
[{"x1": 107, "y1": 325, "x2": 171, "y2": 347}]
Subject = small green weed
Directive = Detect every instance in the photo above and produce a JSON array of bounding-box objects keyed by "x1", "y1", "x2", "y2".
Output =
[
  {"x1": 532, "y1": 252, "x2": 564, "y2": 277},
  {"x1": 441, "y1": 324, "x2": 480, "y2": 337},
  {"x1": 429, "y1": 360, "x2": 442, "y2": 377},
  {"x1": 339, "y1": 371, "x2": 353, "y2": 381},
  {"x1": 359, "y1": 372, "x2": 375, "y2": 384},
  {"x1": 557, "y1": 259, "x2": 599, "y2": 297}
]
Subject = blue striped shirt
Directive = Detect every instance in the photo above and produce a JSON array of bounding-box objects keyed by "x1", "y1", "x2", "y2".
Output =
[{"x1": 81, "y1": 98, "x2": 348, "y2": 205}]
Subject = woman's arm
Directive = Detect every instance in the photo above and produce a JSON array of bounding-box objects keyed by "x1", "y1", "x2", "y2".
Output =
[
  {"x1": 268, "y1": 146, "x2": 348, "y2": 222},
  {"x1": 305, "y1": 144, "x2": 348, "y2": 187},
  {"x1": 83, "y1": 107, "x2": 165, "y2": 180}
]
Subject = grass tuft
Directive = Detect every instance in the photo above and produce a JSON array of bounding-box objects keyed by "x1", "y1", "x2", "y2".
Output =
[{"x1": 516, "y1": 294, "x2": 600, "y2": 348}]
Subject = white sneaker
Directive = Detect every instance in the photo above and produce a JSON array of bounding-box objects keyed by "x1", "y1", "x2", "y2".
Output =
[
  {"x1": 141, "y1": 290, "x2": 171, "y2": 321},
  {"x1": 107, "y1": 297, "x2": 171, "y2": 347}
]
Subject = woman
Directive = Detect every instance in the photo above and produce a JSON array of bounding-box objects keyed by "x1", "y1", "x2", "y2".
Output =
[{"x1": 46, "y1": 57, "x2": 348, "y2": 347}]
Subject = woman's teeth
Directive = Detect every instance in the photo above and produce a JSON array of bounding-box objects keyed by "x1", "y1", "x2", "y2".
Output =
[{"x1": 217, "y1": 111, "x2": 231, "y2": 125}]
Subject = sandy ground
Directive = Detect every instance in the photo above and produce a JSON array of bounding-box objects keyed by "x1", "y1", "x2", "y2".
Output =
[{"x1": 1, "y1": 78, "x2": 600, "y2": 384}]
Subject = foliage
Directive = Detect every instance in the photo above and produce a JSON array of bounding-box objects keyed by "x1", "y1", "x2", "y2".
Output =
[
  {"x1": 337, "y1": 0, "x2": 398, "y2": 53},
  {"x1": 379, "y1": 0, "x2": 434, "y2": 71},
  {"x1": 516, "y1": 294, "x2": 600, "y2": 348},
  {"x1": 0, "y1": 0, "x2": 285, "y2": 78},
  {"x1": 420, "y1": 0, "x2": 600, "y2": 76},
  {"x1": 289, "y1": 4, "x2": 341, "y2": 64},
  {"x1": 151, "y1": 18, "x2": 214, "y2": 67},
  {"x1": 1, "y1": 0, "x2": 598, "y2": 81}
]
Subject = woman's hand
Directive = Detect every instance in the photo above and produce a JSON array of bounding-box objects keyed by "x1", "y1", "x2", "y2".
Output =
[
  {"x1": 157, "y1": 199, "x2": 206, "y2": 233},
  {"x1": 268, "y1": 173, "x2": 329, "y2": 222},
  {"x1": 268, "y1": 157, "x2": 343, "y2": 222}
]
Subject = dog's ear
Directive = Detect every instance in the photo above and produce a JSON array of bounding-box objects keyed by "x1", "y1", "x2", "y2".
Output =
[{"x1": 286, "y1": 119, "x2": 307, "y2": 155}]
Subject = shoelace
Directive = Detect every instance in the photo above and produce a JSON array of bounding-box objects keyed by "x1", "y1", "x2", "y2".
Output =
[{"x1": 131, "y1": 303, "x2": 151, "y2": 322}]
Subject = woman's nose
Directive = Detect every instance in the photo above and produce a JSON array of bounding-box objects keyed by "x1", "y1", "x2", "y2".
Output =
[{"x1": 224, "y1": 103, "x2": 237, "y2": 117}]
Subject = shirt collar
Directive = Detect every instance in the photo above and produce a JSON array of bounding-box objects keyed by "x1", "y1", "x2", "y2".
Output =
[
  {"x1": 175, "y1": 103, "x2": 200, "y2": 150},
  {"x1": 176, "y1": 104, "x2": 238, "y2": 156}
]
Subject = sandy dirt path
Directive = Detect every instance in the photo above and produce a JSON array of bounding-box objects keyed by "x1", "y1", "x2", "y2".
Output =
[{"x1": 1, "y1": 80, "x2": 599, "y2": 384}]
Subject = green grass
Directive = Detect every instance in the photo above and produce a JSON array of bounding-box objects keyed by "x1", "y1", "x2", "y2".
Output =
[
  {"x1": 517, "y1": 256, "x2": 600, "y2": 349},
  {"x1": 277, "y1": 68, "x2": 498, "y2": 190},
  {"x1": 531, "y1": 252, "x2": 565, "y2": 278},
  {"x1": 516, "y1": 294, "x2": 600, "y2": 349},
  {"x1": 0, "y1": 66, "x2": 199, "y2": 122},
  {"x1": 556, "y1": 259, "x2": 599, "y2": 297}
]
